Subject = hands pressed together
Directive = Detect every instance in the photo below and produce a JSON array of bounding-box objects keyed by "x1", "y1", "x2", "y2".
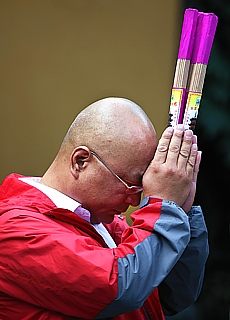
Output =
[{"x1": 142, "y1": 124, "x2": 201, "y2": 213}]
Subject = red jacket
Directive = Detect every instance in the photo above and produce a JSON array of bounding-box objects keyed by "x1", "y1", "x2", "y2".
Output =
[{"x1": 0, "y1": 174, "x2": 208, "y2": 319}]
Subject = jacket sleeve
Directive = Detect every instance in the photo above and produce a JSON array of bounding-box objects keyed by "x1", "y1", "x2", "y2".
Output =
[
  {"x1": 0, "y1": 198, "x2": 196, "y2": 319},
  {"x1": 158, "y1": 205, "x2": 209, "y2": 316},
  {"x1": 96, "y1": 199, "x2": 192, "y2": 318}
]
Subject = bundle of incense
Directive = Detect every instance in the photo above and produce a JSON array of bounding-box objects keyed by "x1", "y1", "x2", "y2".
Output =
[
  {"x1": 168, "y1": 8, "x2": 218, "y2": 131},
  {"x1": 182, "y1": 12, "x2": 218, "y2": 130},
  {"x1": 169, "y1": 8, "x2": 198, "y2": 127}
]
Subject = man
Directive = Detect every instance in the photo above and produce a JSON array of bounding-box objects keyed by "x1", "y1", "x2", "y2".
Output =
[{"x1": 0, "y1": 97, "x2": 208, "y2": 319}]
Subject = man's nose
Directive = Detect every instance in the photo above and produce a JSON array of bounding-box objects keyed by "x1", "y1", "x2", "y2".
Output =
[{"x1": 124, "y1": 192, "x2": 142, "y2": 207}]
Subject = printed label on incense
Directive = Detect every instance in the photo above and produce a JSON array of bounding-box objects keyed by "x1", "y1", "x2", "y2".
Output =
[
  {"x1": 169, "y1": 89, "x2": 183, "y2": 126},
  {"x1": 183, "y1": 92, "x2": 202, "y2": 130}
]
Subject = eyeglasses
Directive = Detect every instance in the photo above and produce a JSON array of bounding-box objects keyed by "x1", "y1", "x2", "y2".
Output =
[{"x1": 90, "y1": 150, "x2": 143, "y2": 194}]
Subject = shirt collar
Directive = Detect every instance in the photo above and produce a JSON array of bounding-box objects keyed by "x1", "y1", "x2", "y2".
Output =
[
  {"x1": 18, "y1": 176, "x2": 91, "y2": 222},
  {"x1": 18, "y1": 176, "x2": 117, "y2": 248}
]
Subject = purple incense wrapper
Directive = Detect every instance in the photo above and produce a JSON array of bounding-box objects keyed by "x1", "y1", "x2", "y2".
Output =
[
  {"x1": 168, "y1": 8, "x2": 218, "y2": 129},
  {"x1": 177, "y1": 88, "x2": 187, "y2": 124},
  {"x1": 171, "y1": 9, "x2": 199, "y2": 125},
  {"x1": 178, "y1": 8, "x2": 199, "y2": 60},
  {"x1": 191, "y1": 12, "x2": 218, "y2": 64}
]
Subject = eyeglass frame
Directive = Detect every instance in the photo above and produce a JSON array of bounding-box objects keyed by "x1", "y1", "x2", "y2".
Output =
[{"x1": 90, "y1": 150, "x2": 143, "y2": 194}]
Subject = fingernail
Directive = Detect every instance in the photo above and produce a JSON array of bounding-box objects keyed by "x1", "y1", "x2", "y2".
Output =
[
  {"x1": 165, "y1": 127, "x2": 174, "y2": 134},
  {"x1": 185, "y1": 130, "x2": 193, "y2": 138},
  {"x1": 176, "y1": 124, "x2": 184, "y2": 131},
  {"x1": 192, "y1": 144, "x2": 198, "y2": 151}
]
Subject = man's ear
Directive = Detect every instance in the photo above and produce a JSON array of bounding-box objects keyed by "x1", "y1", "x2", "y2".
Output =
[{"x1": 70, "y1": 146, "x2": 92, "y2": 179}]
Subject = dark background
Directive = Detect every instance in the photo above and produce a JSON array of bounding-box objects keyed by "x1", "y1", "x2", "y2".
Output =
[{"x1": 167, "y1": 0, "x2": 230, "y2": 319}]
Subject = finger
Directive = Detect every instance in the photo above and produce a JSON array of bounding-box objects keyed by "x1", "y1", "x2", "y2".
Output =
[
  {"x1": 186, "y1": 143, "x2": 198, "y2": 174},
  {"x1": 189, "y1": 134, "x2": 198, "y2": 173},
  {"x1": 192, "y1": 134, "x2": 197, "y2": 145},
  {"x1": 177, "y1": 129, "x2": 194, "y2": 169},
  {"x1": 166, "y1": 124, "x2": 185, "y2": 166},
  {"x1": 153, "y1": 126, "x2": 174, "y2": 164},
  {"x1": 192, "y1": 150, "x2": 202, "y2": 182}
]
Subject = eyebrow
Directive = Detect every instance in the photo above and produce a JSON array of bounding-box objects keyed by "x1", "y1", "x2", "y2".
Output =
[
  {"x1": 125, "y1": 172, "x2": 143, "y2": 186},
  {"x1": 128, "y1": 160, "x2": 152, "y2": 186}
]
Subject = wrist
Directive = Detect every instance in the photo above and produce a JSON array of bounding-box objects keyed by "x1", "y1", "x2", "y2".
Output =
[{"x1": 139, "y1": 196, "x2": 160, "y2": 208}]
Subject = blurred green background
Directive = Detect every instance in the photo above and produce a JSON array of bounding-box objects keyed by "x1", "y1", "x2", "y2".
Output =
[{"x1": 0, "y1": 1, "x2": 229, "y2": 319}]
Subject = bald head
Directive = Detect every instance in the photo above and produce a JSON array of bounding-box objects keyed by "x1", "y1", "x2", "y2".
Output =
[
  {"x1": 41, "y1": 97, "x2": 158, "y2": 217},
  {"x1": 59, "y1": 97, "x2": 157, "y2": 162}
]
